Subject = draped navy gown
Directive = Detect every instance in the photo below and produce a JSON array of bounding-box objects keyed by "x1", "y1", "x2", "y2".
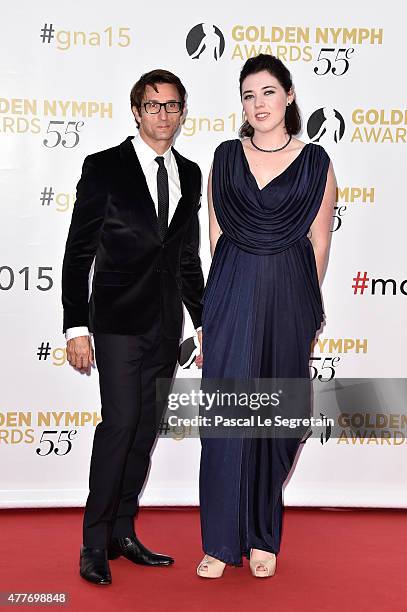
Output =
[{"x1": 199, "y1": 139, "x2": 330, "y2": 565}]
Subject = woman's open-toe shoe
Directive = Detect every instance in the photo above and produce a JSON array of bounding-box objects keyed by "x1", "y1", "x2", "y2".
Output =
[
  {"x1": 249, "y1": 550, "x2": 276, "y2": 578},
  {"x1": 196, "y1": 555, "x2": 226, "y2": 578}
]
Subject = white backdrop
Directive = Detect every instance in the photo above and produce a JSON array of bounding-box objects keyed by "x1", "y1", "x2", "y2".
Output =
[{"x1": 1, "y1": 1, "x2": 406, "y2": 508}]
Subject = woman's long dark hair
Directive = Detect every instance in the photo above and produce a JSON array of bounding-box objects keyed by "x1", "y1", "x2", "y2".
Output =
[{"x1": 239, "y1": 54, "x2": 301, "y2": 138}]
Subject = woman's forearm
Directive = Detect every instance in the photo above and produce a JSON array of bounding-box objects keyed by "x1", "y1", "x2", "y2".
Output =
[{"x1": 313, "y1": 245, "x2": 330, "y2": 286}]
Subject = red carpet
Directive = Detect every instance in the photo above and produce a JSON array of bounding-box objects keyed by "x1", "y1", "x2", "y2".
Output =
[{"x1": 1, "y1": 507, "x2": 406, "y2": 611}]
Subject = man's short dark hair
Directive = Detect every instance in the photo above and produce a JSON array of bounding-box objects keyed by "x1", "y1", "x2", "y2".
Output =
[{"x1": 130, "y1": 69, "x2": 186, "y2": 127}]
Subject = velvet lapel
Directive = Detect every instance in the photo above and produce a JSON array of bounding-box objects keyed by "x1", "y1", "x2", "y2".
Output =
[
  {"x1": 167, "y1": 146, "x2": 195, "y2": 239},
  {"x1": 119, "y1": 136, "x2": 159, "y2": 231}
]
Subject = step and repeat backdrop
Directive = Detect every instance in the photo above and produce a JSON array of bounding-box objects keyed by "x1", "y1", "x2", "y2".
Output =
[{"x1": 1, "y1": 2, "x2": 406, "y2": 508}]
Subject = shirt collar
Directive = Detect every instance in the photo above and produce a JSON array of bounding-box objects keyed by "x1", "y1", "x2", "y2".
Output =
[{"x1": 132, "y1": 131, "x2": 172, "y2": 169}]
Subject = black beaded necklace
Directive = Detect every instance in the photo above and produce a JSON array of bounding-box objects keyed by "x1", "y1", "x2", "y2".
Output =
[{"x1": 250, "y1": 133, "x2": 292, "y2": 153}]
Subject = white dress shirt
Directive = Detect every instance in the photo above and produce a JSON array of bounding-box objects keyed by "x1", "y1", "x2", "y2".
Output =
[{"x1": 66, "y1": 132, "x2": 201, "y2": 341}]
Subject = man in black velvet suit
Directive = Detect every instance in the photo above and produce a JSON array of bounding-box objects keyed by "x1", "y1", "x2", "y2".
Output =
[{"x1": 62, "y1": 69, "x2": 204, "y2": 585}]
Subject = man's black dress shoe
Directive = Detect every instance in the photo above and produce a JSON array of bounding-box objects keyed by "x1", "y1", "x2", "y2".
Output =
[
  {"x1": 108, "y1": 535, "x2": 174, "y2": 566},
  {"x1": 79, "y1": 546, "x2": 112, "y2": 585}
]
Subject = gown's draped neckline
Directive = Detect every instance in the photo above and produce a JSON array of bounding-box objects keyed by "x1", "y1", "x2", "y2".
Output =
[
  {"x1": 240, "y1": 140, "x2": 309, "y2": 192},
  {"x1": 211, "y1": 139, "x2": 330, "y2": 256}
]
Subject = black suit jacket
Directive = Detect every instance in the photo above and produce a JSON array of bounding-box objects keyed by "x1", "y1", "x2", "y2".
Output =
[{"x1": 62, "y1": 136, "x2": 204, "y2": 339}]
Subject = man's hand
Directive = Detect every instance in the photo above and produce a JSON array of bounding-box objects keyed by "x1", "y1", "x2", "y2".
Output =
[
  {"x1": 195, "y1": 330, "x2": 203, "y2": 369},
  {"x1": 66, "y1": 335, "x2": 94, "y2": 373}
]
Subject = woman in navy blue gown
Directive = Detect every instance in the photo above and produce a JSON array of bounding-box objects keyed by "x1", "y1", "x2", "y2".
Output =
[{"x1": 197, "y1": 54, "x2": 336, "y2": 578}]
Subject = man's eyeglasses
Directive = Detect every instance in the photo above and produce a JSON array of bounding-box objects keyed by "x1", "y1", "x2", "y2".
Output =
[{"x1": 143, "y1": 101, "x2": 182, "y2": 114}]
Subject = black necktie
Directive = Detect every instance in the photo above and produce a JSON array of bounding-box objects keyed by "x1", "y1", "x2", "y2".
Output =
[{"x1": 155, "y1": 156, "x2": 169, "y2": 240}]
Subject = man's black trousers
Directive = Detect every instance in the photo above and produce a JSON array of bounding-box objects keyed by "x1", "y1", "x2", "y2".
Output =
[{"x1": 83, "y1": 324, "x2": 179, "y2": 547}]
